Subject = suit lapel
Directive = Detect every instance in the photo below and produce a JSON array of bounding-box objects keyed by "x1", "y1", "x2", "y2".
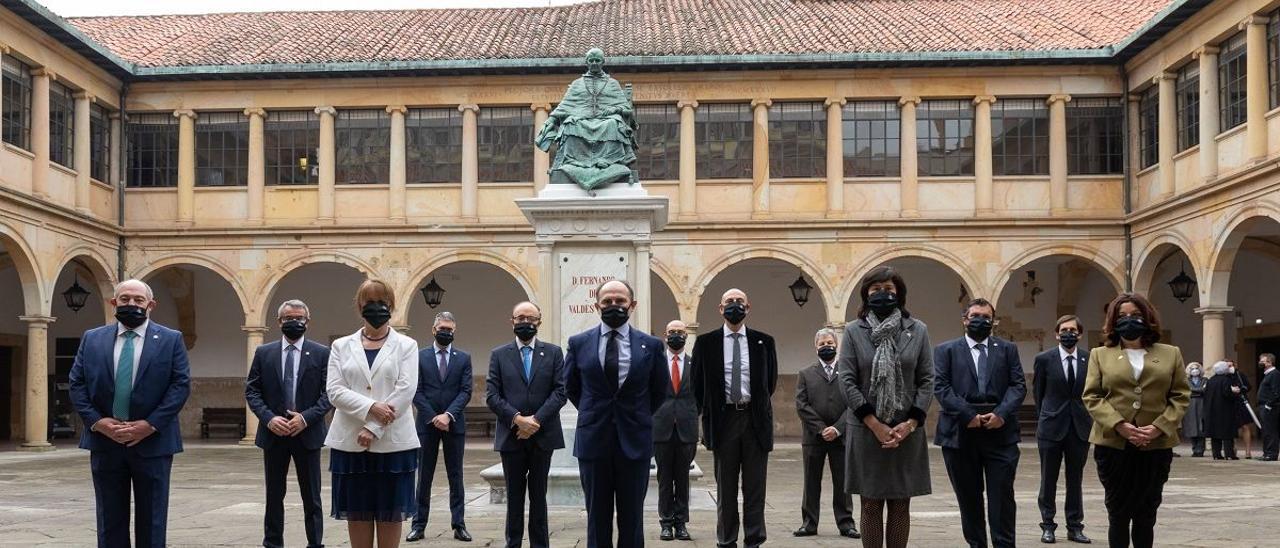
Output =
[
  {"x1": 747, "y1": 329, "x2": 764, "y2": 394},
  {"x1": 958, "y1": 340, "x2": 979, "y2": 388},
  {"x1": 354, "y1": 334, "x2": 376, "y2": 386},
  {"x1": 133, "y1": 323, "x2": 163, "y2": 385}
]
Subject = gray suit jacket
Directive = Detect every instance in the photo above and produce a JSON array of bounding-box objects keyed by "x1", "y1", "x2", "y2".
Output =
[
  {"x1": 795, "y1": 361, "x2": 851, "y2": 446},
  {"x1": 653, "y1": 352, "x2": 697, "y2": 444}
]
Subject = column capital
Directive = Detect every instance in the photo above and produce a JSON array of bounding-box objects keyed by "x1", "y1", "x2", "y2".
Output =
[
  {"x1": 1194, "y1": 306, "x2": 1234, "y2": 316},
  {"x1": 109, "y1": 112, "x2": 124, "y2": 121},
  {"x1": 530, "y1": 102, "x2": 552, "y2": 112},
  {"x1": 243, "y1": 107, "x2": 266, "y2": 118},
  {"x1": 750, "y1": 98, "x2": 772, "y2": 109},
  {"x1": 314, "y1": 106, "x2": 336, "y2": 117},
  {"x1": 677, "y1": 99, "x2": 699, "y2": 110},
  {"x1": 535, "y1": 241, "x2": 554, "y2": 253},
  {"x1": 73, "y1": 90, "x2": 95, "y2": 102},
  {"x1": 1151, "y1": 73, "x2": 1176, "y2": 85},
  {"x1": 30, "y1": 67, "x2": 54, "y2": 79},
  {"x1": 173, "y1": 109, "x2": 197, "y2": 120},
  {"x1": 1047, "y1": 94, "x2": 1073, "y2": 105},
  {"x1": 458, "y1": 103, "x2": 480, "y2": 114},
  {"x1": 1192, "y1": 45, "x2": 1220, "y2": 59},
  {"x1": 385, "y1": 105, "x2": 408, "y2": 115},
  {"x1": 824, "y1": 97, "x2": 847, "y2": 108},
  {"x1": 972, "y1": 95, "x2": 997, "y2": 105},
  {"x1": 897, "y1": 96, "x2": 921, "y2": 107},
  {"x1": 240, "y1": 325, "x2": 270, "y2": 335},
  {"x1": 1127, "y1": 92, "x2": 1144, "y2": 103},
  {"x1": 18, "y1": 315, "x2": 56, "y2": 325},
  {"x1": 0, "y1": 42, "x2": 10, "y2": 55},
  {"x1": 1239, "y1": 14, "x2": 1269, "y2": 30}
]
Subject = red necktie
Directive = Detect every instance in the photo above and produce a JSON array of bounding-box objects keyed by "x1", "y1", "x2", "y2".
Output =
[{"x1": 671, "y1": 355, "x2": 681, "y2": 393}]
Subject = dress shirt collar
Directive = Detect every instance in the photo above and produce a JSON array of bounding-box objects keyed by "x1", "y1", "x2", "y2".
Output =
[
  {"x1": 117, "y1": 319, "x2": 150, "y2": 338},
  {"x1": 434, "y1": 342, "x2": 452, "y2": 354},
  {"x1": 282, "y1": 336, "x2": 305, "y2": 350},
  {"x1": 516, "y1": 337, "x2": 538, "y2": 349},
  {"x1": 600, "y1": 322, "x2": 631, "y2": 339},
  {"x1": 965, "y1": 334, "x2": 989, "y2": 348},
  {"x1": 723, "y1": 324, "x2": 747, "y2": 337},
  {"x1": 1058, "y1": 345, "x2": 1078, "y2": 361}
]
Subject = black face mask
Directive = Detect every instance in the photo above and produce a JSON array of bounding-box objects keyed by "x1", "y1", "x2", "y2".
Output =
[
  {"x1": 434, "y1": 330, "x2": 455, "y2": 347},
  {"x1": 723, "y1": 302, "x2": 747, "y2": 325},
  {"x1": 601, "y1": 305, "x2": 630, "y2": 329},
  {"x1": 281, "y1": 319, "x2": 307, "y2": 341},
  {"x1": 1114, "y1": 316, "x2": 1146, "y2": 342},
  {"x1": 1058, "y1": 331, "x2": 1079, "y2": 349},
  {"x1": 965, "y1": 316, "x2": 993, "y2": 341},
  {"x1": 666, "y1": 334, "x2": 687, "y2": 351},
  {"x1": 817, "y1": 345, "x2": 838, "y2": 362},
  {"x1": 115, "y1": 304, "x2": 148, "y2": 329},
  {"x1": 867, "y1": 291, "x2": 898, "y2": 317},
  {"x1": 514, "y1": 322, "x2": 538, "y2": 342},
  {"x1": 361, "y1": 301, "x2": 391, "y2": 329}
]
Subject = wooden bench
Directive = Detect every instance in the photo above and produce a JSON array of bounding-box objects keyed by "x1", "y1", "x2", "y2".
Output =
[
  {"x1": 464, "y1": 404, "x2": 499, "y2": 438},
  {"x1": 200, "y1": 407, "x2": 246, "y2": 439}
]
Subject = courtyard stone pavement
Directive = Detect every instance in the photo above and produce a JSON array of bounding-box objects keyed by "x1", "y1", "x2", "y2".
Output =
[{"x1": 0, "y1": 440, "x2": 1275, "y2": 547}]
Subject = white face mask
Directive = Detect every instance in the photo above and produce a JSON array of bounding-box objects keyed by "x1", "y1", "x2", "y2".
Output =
[{"x1": 1228, "y1": 367, "x2": 1237, "y2": 374}]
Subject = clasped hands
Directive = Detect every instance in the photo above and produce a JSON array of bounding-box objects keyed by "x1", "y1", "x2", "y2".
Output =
[
  {"x1": 93, "y1": 418, "x2": 156, "y2": 447},
  {"x1": 513, "y1": 413, "x2": 541, "y2": 440},
  {"x1": 355, "y1": 401, "x2": 398, "y2": 448},
  {"x1": 864, "y1": 416, "x2": 917, "y2": 449},
  {"x1": 266, "y1": 410, "x2": 307, "y2": 437},
  {"x1": 966, "y1": 413, "x2": 1006, "y2": 430},
  {"x1": 1115, "y1": 421, "x2": 1162, "y2": 448}
]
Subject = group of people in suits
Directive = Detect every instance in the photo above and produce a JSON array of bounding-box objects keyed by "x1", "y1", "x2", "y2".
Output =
[{"x1": 67, "y1": 270, "x2": 1192, "y2": 548}]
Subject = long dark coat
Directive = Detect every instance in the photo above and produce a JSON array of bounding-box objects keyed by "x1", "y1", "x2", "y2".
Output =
[{"x1": 1203, "y1": 374, "x2": 1241, "y2": 439}]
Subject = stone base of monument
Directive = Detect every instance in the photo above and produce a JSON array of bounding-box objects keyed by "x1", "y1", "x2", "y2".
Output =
[{"x1": 479, "y1": 460, "x2": 705, "y2": 506}]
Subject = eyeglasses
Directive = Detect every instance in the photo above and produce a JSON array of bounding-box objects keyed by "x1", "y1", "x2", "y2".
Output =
[
  {"x1": 512, "y1": 315, "x2": 541, "y2": 323},
  {"x1": 280, "y1": 317, "x2": 308, "y2": 324},
  {"x1": 116, "y1": 295, "x2": 149, "y2": 306}
]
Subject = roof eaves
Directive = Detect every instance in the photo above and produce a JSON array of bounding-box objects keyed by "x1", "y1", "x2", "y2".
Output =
[
  {"x1": 3, "y1": 0, "x2": 136, "y2": 78},
  {"x1": 1110, "y1": 0, "x2": 1214, "y2": 61}
]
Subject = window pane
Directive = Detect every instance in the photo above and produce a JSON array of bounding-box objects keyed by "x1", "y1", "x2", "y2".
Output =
[
  {"x1": 991, "y1": 98, "x2": 1049, "y2": 176},
  {"x1": 49, "y1": 82, "x2": 75, "y2": 168},
  {"x1": 265, "y1": 110, "x2": 319, "y2": 185},
  {"x1": 767, "y1": 101, "x2": 825, "y2": 178},
  {"x1": 1066, "y1": 97, "x2": 1124, "y2": 175},
  {"x1": 842, "y1": 100, "x2": 900, "y2": 177},
  {"x1": 478, "y1": 107, "x2": 533, "y2": 183},
  {"x1": 696, "y1": 103, "x2": 752, "y2": 179},
  {"x1": 406, "y1": 108, "x2": 462, "y2": 183},
  {"x1": 336, "y1": 108, "x2": 390, "y2": 184},
  {"x1": 917, "y1": 99, "x2": 974, "y2": 176},
  {"x1": 195, "y1": 111, "x2": 249, "y2": 186},
  {"x1": 126, "y1": 112, "x2": 178, "y2": 188},
  {"x1": 1219, "y1": 32, "x2": 1248, "y2": 131},
  {"x1": 1138, "y1": 88, "x2": 1160, "y2": 169},
  {"x1": 1176, "y1": 63, "x2": 1200, "y2": 152},
  {"x1": 1, "y1": 57, "x2": 33, "y2": 150},
  {"x1": 634, "y1": 104, "x2": 680, "y2": 180},
  {"x1": 89, "y1": 103, "x2": 111, "y2": 182}
]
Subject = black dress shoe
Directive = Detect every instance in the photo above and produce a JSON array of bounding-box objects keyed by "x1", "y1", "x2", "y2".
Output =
[
  {"x1": 793, "y1": 527, "x2": 817, "y2": 537},
  {"x1": 1067, "y1": 530, "x2": 1091, "y2": 544},
  {"x1": 841, "y1": 526, "x2": 861, "y2": 539},
  {"x1": 674, "y1": 524, "x2": 692, "y2": 541},
  {"x1": 406, "y1": 527, "x2": 425, "y2": 542},
  {"x1": 1041, "y1": 529, "x2": 1056, "y2": 543},
  {"x1": 1259, "y1": 456, "x2": 1278, "y2": 461},
  {"x1": 660, "y1": 525, "x2": 675, "y2": 541},
  {"x1": 453, "y1": 527, "x2": 472, "y2": 542}
]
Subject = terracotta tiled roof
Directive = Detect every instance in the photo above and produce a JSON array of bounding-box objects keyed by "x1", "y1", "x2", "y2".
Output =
[{"x1": 66, "y1": 0, "x2": 1176, "y2": 69}]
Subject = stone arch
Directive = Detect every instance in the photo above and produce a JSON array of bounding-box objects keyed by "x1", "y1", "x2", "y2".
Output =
[
  {"x1": 991, "y1": 243, "x2": 1124, "y2": 306},
  {"x1": 398, "y1": 249, "x2": 535, "y2": 323},
  {"x1": 837, "y1": 245, "x2": 983, "y2": 315},
  {"x1": 1207, "y1": 205, "x2": 1280, "y2": 306},
  {"x1": 131, "y1": 253, "x2": 252, "y2": 318},
  {"x1": 649, "y1": 255, "x2": 690, "y2": 313},
  {"x1": 48, "y1": 244, "x2": 118, "y2": 323},
  {"x1": 257, "y1": 251, "x2": 383, "y2": 326},
  {"x1": 0, "y1": 220, "x2": 45, "y2": 316},
  {"x1": 692, "y1": 245, "x2": 835, "y2": 320},
  {"x1": 1133, "y1": 231, "x2": 1202, "y2": 302}
]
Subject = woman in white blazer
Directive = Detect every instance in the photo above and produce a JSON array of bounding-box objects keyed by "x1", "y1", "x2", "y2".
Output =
[{"x1": 326, "y1": 279, "x2": 420, "y2": 548}]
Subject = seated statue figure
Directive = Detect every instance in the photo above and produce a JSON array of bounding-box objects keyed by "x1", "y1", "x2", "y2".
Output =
[{"x1": 535, "y1": 48, "x2": 637, "y2": 191}]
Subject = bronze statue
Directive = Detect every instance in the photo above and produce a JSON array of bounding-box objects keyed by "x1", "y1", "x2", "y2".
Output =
[{"x1": 535, "y1": 48, "x2": 638, "y2": 191}]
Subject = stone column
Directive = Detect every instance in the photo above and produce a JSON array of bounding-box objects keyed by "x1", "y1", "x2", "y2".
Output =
[
  {"x1": 73, "y1": 91, "x2": 93, "y2": 214},
  {"x1": 459, "y1": 104, "x2": 480, "y2": 222},
  {"x1": 1244, "y1": 16, "x2": 1269, "y2": 162},
  {"x1": 244, "y1": 108, "x2": 266, "y2": 224},
  {"x1": 635, "y1": 242, "x2": 652, "y2": 334},
  {"x1": 174, "y1": 109, "x2": 197, "y2": 225},
  {"x1": 1196, "y1": 306, "x2": 1233, "y2": 368},
  {"x1": 387, "y1": 105, "x2": 407, "y2": 222},
  {"x1": 1127, "y1": 94, "x2": 1143, "y2": 174},
  {"x1": 973, "y1": 95, "x2": 996, "y2": 216},
  {"x1": 240, "y1": 326, "x2": 267, "y2": 445},
  {"x1": 677, "y1": 100, "x2": 698, "y2": 220},
  {"x1": 750, "y1": 98, "x2": 772, "y2": 219},
  {"x1": 0, "y1": 43, "x2": 6, "y2": 122},
  {"x1": 1157, "y1": 73, "x2": 1177, "y2": 200},
  {"x1": 532, "y1": 103, "x2": 551, "y2": 193},
  {"x1": 315, "y1": 106, "x2": 336, "y2": 223},
  {"x1": 899, "y1": 96, "x2": 921, "y2": 218},
  {"x1": 824, "y1": 97, "x2": 846, "y2": 218},
  {"x1": 109, "y1": 113, "x2": 122, "y2": 188},
  {"x1": 30, "y1": 68, "x2": 51, "y2": 199},
  {"x1": 19, "y1": 315, "x2": 54, "y2": 451},
  {"x1": 1196, "y1": 46, "x2": 1221, "y2": 182},
  {"x1": 1047, "y1": 94, "x2": 1071, "y2": 214},
  {"x1": 535, "y1": 242, "x2": 557, "y2": 344}
]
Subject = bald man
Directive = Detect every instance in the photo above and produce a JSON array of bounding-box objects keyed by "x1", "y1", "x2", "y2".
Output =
[
  {"x1": 654, "y1": 320, "x2": 698, "y2": 541},
  {"x1": 69, "y1": 279, "x2": 192, "y2": 548},
  {"x1": 690, "y1": 288, "x2": 779, "y2": 548}
]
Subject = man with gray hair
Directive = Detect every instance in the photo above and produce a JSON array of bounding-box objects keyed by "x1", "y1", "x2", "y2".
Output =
[
  {"x1": 408, "y1": 311, "x2": 474, "y2": 542},
  {"x1": 245, "y1": 298, "x2": 332, "y2": 548},
  {"x1": 69, "y1": 279, "x2": 191, "y2": 548},
  {"x1": 793, "y1": 327, "x2": 858, "y2": 538}
]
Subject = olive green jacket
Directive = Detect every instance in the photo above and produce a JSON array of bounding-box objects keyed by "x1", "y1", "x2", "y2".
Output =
[{"x1": 1081, "y1": 343, "x2": 1190, "y2": 450}]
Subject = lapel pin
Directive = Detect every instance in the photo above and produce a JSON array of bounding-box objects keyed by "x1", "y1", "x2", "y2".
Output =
[
  {"x1": 153, "y1": 335, "x2": 159, "y2": 339},
  {"x1": 641, "y1": 344, "x2": 647, "y2": 350},
  {"x1": 539, "y1": 352, "x2": 545, "y2": 356}
]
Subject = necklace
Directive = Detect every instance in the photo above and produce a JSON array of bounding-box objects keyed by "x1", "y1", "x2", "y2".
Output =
[
  {"x1": 584, "y1": 73, "x2": 604, "y2": 117},
  {"x1": 362, "y1": 328, "x2": 389, "y2": 342}
]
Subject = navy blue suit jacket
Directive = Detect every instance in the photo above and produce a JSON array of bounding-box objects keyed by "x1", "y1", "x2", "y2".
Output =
[
  {"x1": 1032, "y1": 347, "x2": 1091, "y2": 443},
  {"x1": 932, "y1": 335, "x2": 1026, "y2": 449},
  {"x1": 244, "y1": 338, "x2": 332, "y2": 450},
  {"x1": 486, "y1": 339, "x2": 567, "y2": 452},
  {"x1": 565, "y1": 324, "x2": 669, "y2": 461},
  {"x1": 415, "y1": 345, "x2": 473, "y2": 436},
  {"x1": 68, "y1": 322, "x2": 192, "y2": 458}
]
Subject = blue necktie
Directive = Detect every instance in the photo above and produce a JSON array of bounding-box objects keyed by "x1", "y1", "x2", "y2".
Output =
[
  {"x1": 113, "y1": 331, "x2": 138, "y2": 420},
  {"x1": 521, "y1": 346, "x2": 533, "y2": 382},
  {"x1": 975, "y1": 343, "x2": 990, "y2": 395}
]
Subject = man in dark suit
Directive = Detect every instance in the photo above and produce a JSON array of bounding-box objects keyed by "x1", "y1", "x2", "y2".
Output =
[
  {"x1": 68, "y1": 279, "x2": 191, "y2": 548},
  {"x1": 690, "y1": 288, "x2": 779, "y2": 548},
  {"x1": 408, "y1": 311, "x2": 473, "y2": 542},
  {"x1": 1258, "y1": 353, "x2": 1279, "y2": 461},
  {"x1": 566, "y1": 279, "x2": 668, "y2": 548},
  {"x1": 654, "y1": 319, "x2": 698, "y2": 542},
  {"x1": 794, "y1": 328, "x2": 858, "y2": 539},
  {"x1": 485, "y1": 301, "x2": 567, "y2": 548},
  {"x1": 244, "y1": 299, "x2": 332, "y2": 548},
  {"x1": 1032, "y1": 315, "x2": 1092, "y2": 544},
  {"x1": 934, "y1": 298, "x2": 1026, "y2": 548}
]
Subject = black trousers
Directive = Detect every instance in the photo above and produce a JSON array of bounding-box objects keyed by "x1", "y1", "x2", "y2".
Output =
[
  {"x1": 90, "y1": 449, "x2": 173, "y2": 548},
  {"x1": 262, "y1": 440, "x2": 323, "y2": 548},
  {"x1": 800, "y1": 441, "x2": 854, "y2": 532},
  {"x1": 1211, "y1": 437, "x2": 1237, "y2": 459},
  {"x1": 713, "y1": 408, "x2": 768, "y2": 548},
  {"x1": 1093, "y1": 444, "x2": 1172, "y2": 548},
  {"x1": 655, "y1": 440, "x2": 697, "y2": 527},
  {"x1": 412, "y1": 429, "x2": 466, "y2": 530},
  {"x1": 1037, "y1": 434, "x2": 1089, "y2": 533},
  {"x1": 500, "y1": 445, "x2": 554, "y2": 548},
  {"x1": 1190, "y1": 436, "x2": 1206, "y2": 456},
  {"x1": 1261, "y1": 405, "x2": 1280, "y2": 458},
  {"x1": 580, "y1": 451, "x2": 650, "y2": 548},
  {"x1": 941, "y1": 432, "x2": 1020, "y2": 548}
]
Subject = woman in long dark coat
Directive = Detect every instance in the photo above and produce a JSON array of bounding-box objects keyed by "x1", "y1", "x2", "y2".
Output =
[
  {"x1": 1181, "y1": 362, "x2": 1208, "y2": 457},
  {"x1": 1203, "y1": 361, "x2": 1241, "y2": 459}
]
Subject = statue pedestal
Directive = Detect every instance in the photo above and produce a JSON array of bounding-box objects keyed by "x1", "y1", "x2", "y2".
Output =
[{"x1": 477, "y1": 183, "x2": 672, "y2": 506}]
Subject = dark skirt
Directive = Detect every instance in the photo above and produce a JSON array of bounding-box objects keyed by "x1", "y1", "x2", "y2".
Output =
[{"x1": 330, "y1": 448, "x2": 418, "y2": 522}]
